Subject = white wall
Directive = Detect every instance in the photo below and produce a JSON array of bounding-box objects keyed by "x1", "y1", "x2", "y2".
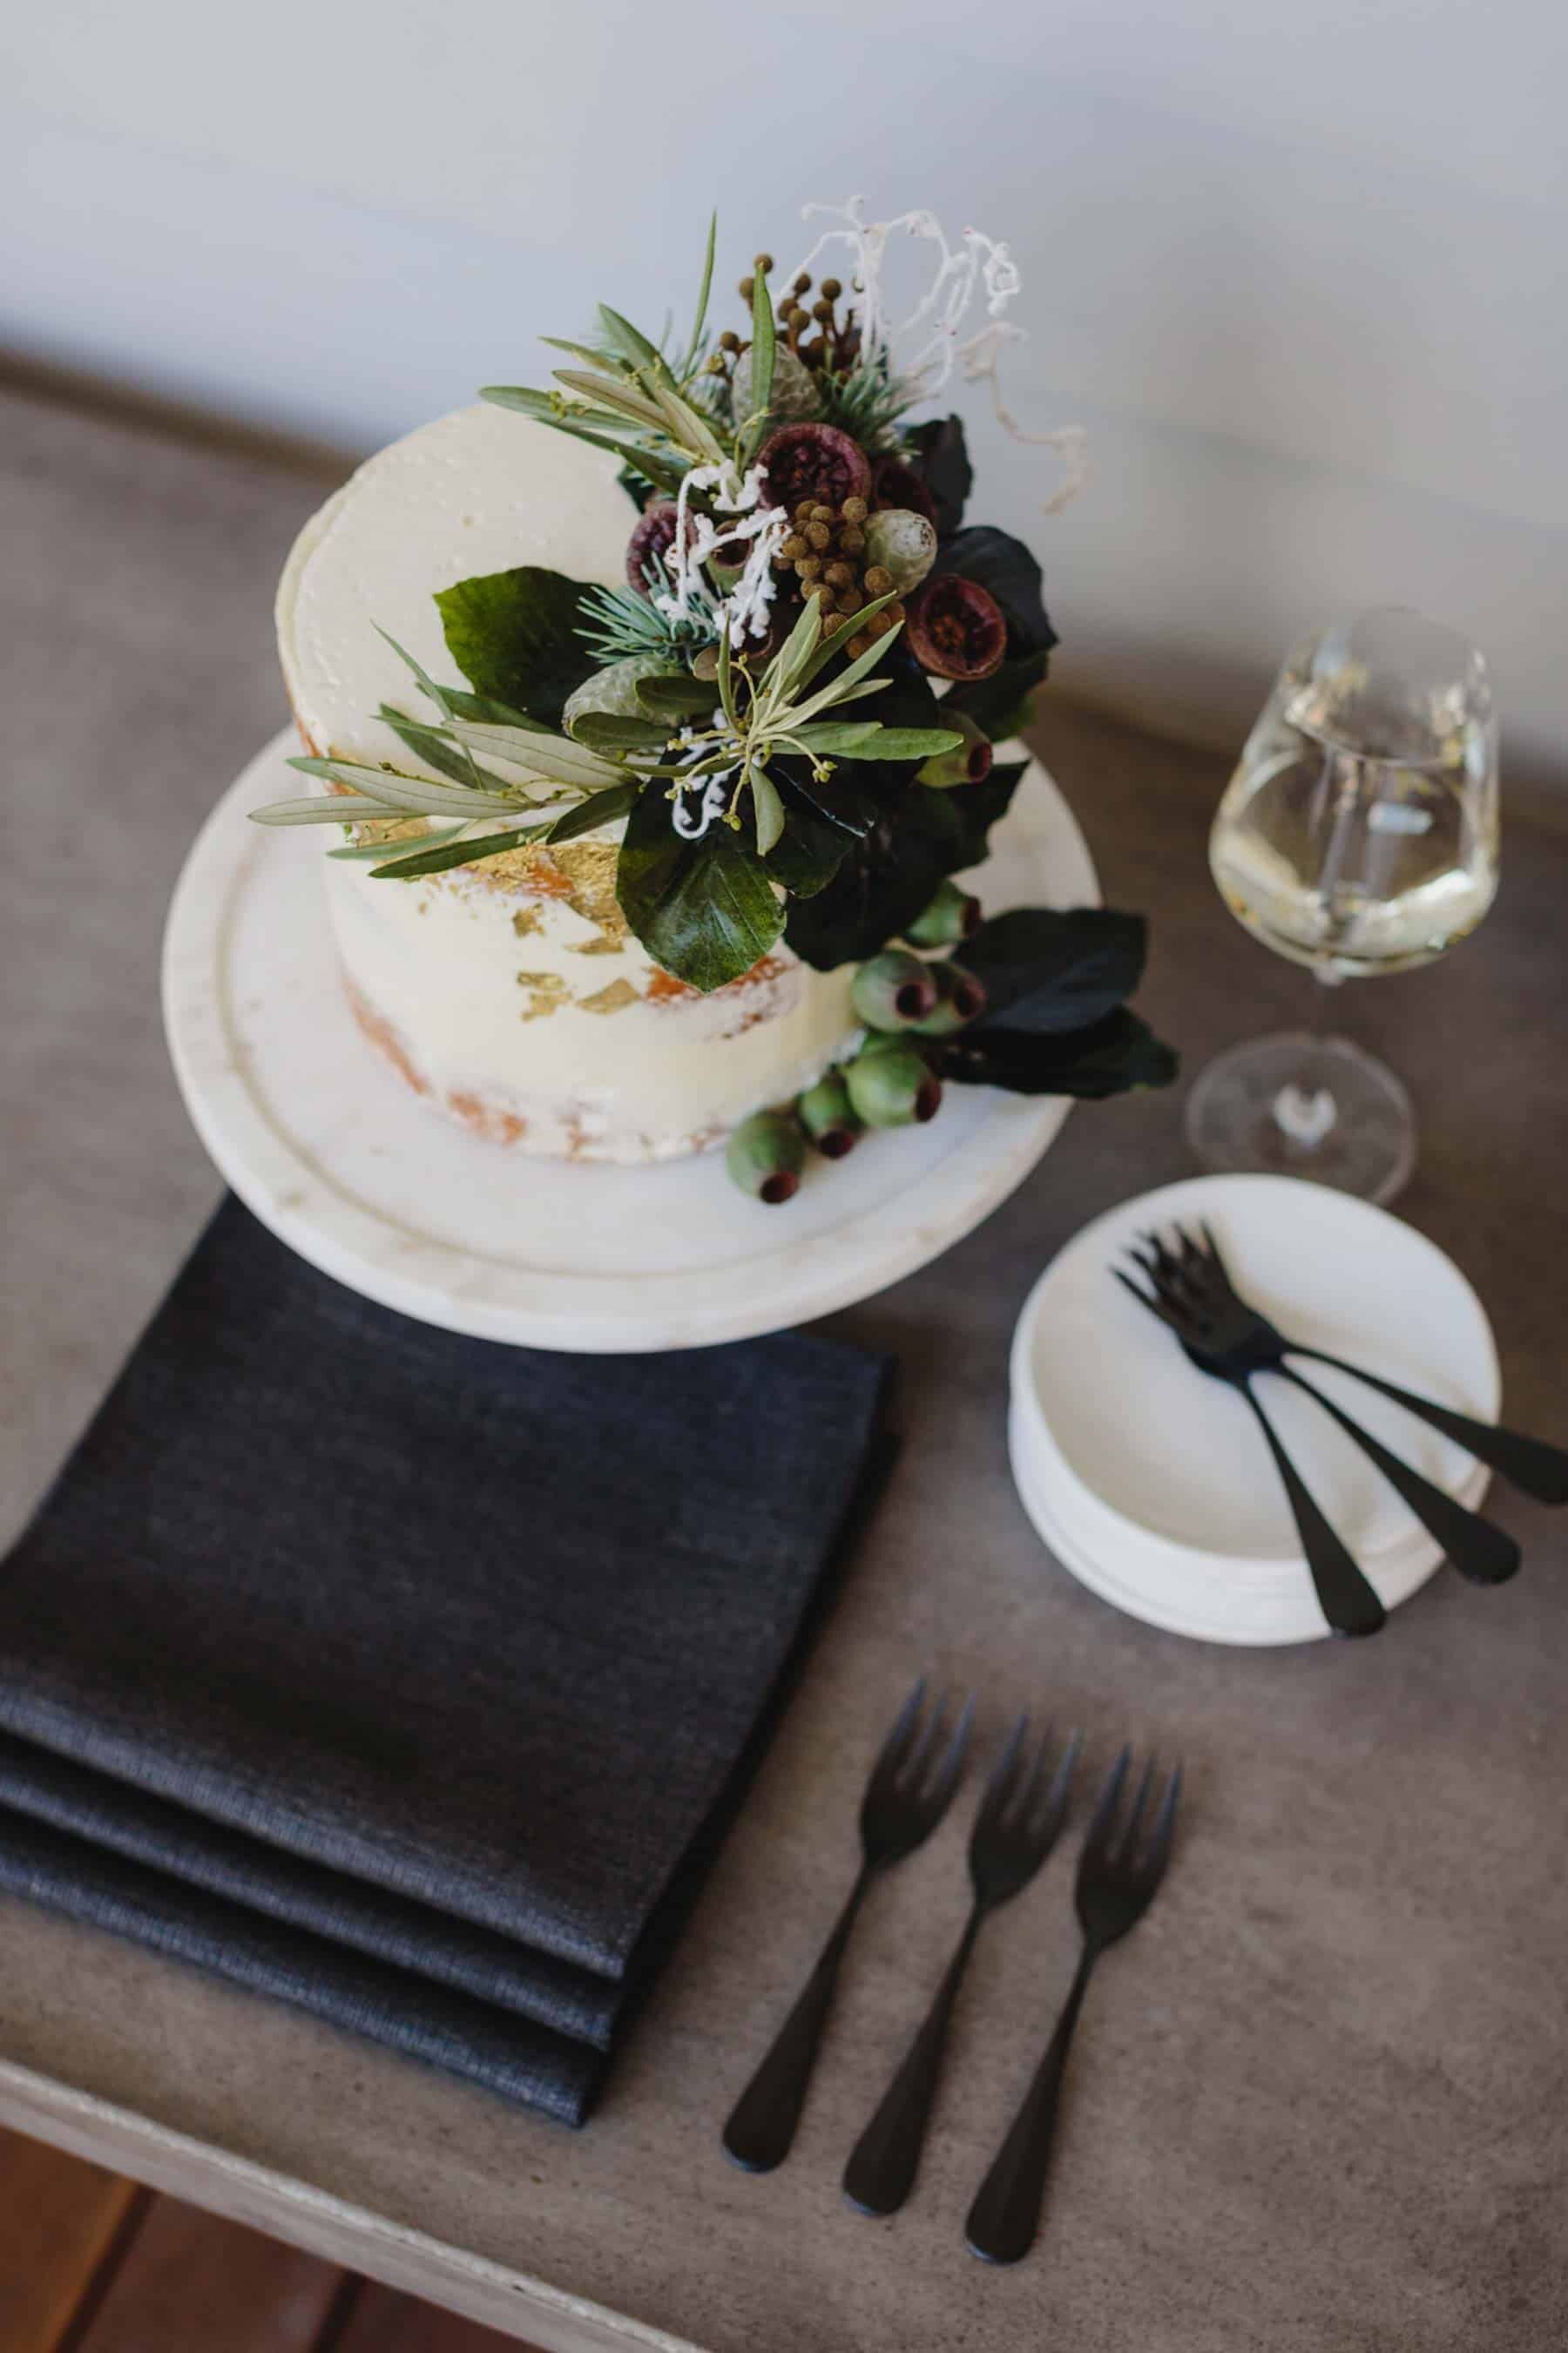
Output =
[{"x1": 8, "y1": 1, "x2": 1567, "y2": 771}]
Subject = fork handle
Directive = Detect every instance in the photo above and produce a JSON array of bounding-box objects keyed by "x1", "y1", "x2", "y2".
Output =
[
  {"x1": 1276, "y1": 1366, "x2": 1520, "y2": 1587},
  {"x1": 965, "y1": 1945, "x2": 1096, "y2": 2264},
  {"x1": 843, "y1": 1912, "x2": 980, "y2": 2217},
  {"x1": 1288, "y1": 1348, "x2": 1568, "y2": 1506},
  {"x1": 722, "y1": 1866, "x2": 873, "y2": 2173},
  {"x1": 1241, "y1": 1383, "x2": 1387, "y2": 1638}
]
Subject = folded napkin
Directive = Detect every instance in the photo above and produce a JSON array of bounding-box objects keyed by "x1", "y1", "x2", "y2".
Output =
[{"x1": 0, "y1": 1197, "x2": 893, "y2": 2123}]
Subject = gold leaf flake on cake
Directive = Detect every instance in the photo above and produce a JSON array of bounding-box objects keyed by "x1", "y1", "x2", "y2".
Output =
[
  {"x1": 578, "y1": 978, "x2": 641, "y2": 1016},
  {"x1": 550, "y1": 842, "x2": 632, "y2": 952},
  {"x1": 510, "y1": 908, "x2": 544, "y2": 939},
  {"x1": 516, "y1": 970, "x2": 570, "y2": 1022}
]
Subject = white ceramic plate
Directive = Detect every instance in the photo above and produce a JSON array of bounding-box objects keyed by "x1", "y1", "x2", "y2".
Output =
[
  {"x1": 1010, "y1": 1173, "x2": 1499, "y2": 1564},
  {"x1": 163, "y1": 730, "x2": 1098, "y2": 1353},
  {"x1": 1006, "y1": 1401, "x2": 1450, "y2": 1645}
]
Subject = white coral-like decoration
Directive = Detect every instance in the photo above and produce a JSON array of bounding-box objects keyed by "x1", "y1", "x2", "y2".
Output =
[{"x1": 790, "y1": 195, "x2": 1087, "y2": 513}]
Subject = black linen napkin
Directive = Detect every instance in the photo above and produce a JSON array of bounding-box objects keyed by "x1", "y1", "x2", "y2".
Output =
[{"x1": 0, "y1": 1197, "x2": 893, "y2": 2123}]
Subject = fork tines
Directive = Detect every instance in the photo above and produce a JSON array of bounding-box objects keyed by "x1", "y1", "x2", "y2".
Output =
[{"x1": 1081, "y1": 1743, "x2": 1181, "y2": 1893}]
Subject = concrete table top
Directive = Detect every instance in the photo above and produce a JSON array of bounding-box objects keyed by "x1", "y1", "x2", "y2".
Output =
[{"x1": 3, "y1": 375, "x2": 1566, "y2": 2352}]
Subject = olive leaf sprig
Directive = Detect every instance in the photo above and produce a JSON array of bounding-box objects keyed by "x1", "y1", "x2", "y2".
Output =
[
  {"x1": 252, "y1": 598, "x2": 963, "y2": 882},
  {"x1": 575, "y1": 589, "x2": 961, "y2": 853},
  {"x1": 248, "y1": 632, "x2": 645, "y2": 881},
  {"x1": 480, "y1": 219, "x2": 740, "y2": 494}
]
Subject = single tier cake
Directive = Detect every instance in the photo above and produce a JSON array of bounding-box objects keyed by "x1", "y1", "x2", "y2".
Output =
[{"x1": 278, "y1": 402, "x2": 856, "y2": 1161}]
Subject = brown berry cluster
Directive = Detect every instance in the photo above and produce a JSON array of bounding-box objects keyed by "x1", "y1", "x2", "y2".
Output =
[
  {"x1": 774, "y1": 497, "x2": 905, "y2": 658},
  {"x1": 709, "y1": 256, "x2": 863, "y2": 379}
]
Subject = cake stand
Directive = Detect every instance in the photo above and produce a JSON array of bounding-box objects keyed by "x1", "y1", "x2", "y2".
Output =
[{"x1": 163, "y1": 729, "x2": 1099, "y2": 1352}]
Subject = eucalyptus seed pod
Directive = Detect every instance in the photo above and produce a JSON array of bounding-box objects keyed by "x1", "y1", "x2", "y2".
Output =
[
  {"x1": 563, "y1": 654, "x2": 678, "y2": 736},
  {"x1": 862, "y1": 507, "x2": 938, "y2": 597},
  {"x1": 916, "y1": 712, "x2": 995, "y2": 789},
  {"x1": 850, "y1": 948, "x2": 940, "y2": 1030},
  {"x1": 908, "y1": 961, "x2": 988, "y2": 1035},
  {"x1": 726, "y1": 1111, "x2": 807, "y2": 1204},
  {"x1": 845, "y1": 1040, "x2": 943, "y2": 1128},
  {"x1": 730, "y1": 344, "x2": 822, "y2": 425},
  {"x1": 904, "y1": 878, "x2": 982, "y2": 947},
  {"x1": 796, "y1": 1069, "x2": 862, "y2": 1159}
]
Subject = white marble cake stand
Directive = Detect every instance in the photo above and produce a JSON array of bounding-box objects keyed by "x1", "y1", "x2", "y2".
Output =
[{"x1": 163, "y1": 730, "x2": 1099, "y2": 1352}]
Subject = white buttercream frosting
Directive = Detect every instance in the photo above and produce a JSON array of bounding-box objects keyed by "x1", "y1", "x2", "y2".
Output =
[{"x1": 275, "y1": 403, "x2": 856, "y2": 1162}]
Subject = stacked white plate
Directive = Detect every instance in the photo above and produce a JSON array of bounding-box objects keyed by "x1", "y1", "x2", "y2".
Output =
[{"x1": 1009, "y1": 1174, "x2": 1501, "y2": 1644}]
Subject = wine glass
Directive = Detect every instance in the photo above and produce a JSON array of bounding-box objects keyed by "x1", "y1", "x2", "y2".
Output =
[{"x1": 1186, "y1": 607, "x2": 1499, "y2": 1203}]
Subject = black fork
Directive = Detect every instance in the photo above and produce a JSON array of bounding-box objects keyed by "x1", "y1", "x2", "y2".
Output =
[
  {"x1": 722, "y1": 1679, "x2": 974, "y2": 2174},
  {"x1": 1122, "y1": 1222, "x2": 1534, "y2": 1597},
  {"x1": 965, "y1": 1747, "x2": 1180, "y2": 2265},
  {"x1": 1144, "y1": 1220, "x2": 1568, "y2": 1505},
  {"x1": 842, "y1": 1716, "x2": 1081, "y2": 2218}
]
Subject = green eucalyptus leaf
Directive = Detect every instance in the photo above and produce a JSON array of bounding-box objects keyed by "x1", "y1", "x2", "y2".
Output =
[
  {"x1": 750, "y1": 766, "x2": 786, "y2": 855},
  {"x1": 537, "y1": 336, "x2": 625, "y2": 370},
  {"x1": 791, "y1": 723, "x2": 963, "y2": 761},
  {"x1": 943, "y1": 1007, "x2": 1177, "y2": 1099},
  {"x1": 784, "y1": 721, "x2": 882, "y2": 755},
  {"x1": 635, "y1": 674, "x2": 718, "y2": 720},
  {"x1": 748, "y1": 269, "x2": 776, "y2": 436},
  {"x1": 369, "y1": 827, "x2": 546, "y2": 881},
  {"x1": 616, "y1": 787, "x2": 783, "y2": 992},
  {"x1": 766, "y1": 593, "x2": 826, "y2": 707},
  {"x1": 566, "y1": 712, "x2": 671, "y2": 751},
  {"x1": 251, "y1": 794, "x2": 397, "y2": 826},
  {"x1": 597, "y1": 303, "x2": 672, "y2": 382},
  {"x1": 787, "y1": 615, "x2": 905, "y2": 719},
  {"x1": 377, "y1": 707, "x2": 514, "y2": 790},
  {"x1": 328, "y1": 822, "x2": 467, "y2": 861},
  {"x1": 479, "y1": 390, "x2": 688, "y2": 494},
  {"x1": 795, "y1": 590, "x2": 901, "y2": 690},
  {"x1": 679, "y1": 211, "x2": 718, "y2": 379},
  {"x1": 551, "y1": 369, "x2": 669, "y2": 431},
  {"x1": 286, "y1": 757, "x2": 510, "y2": 817},
  {"x1": 647, "y1": 377, "x2": 727, "y2": 463},
  {"x1": 434, "y1": 566, "x2": 599, "y2": 727},
  {"x1": 445, "y1": 720, "x2": 621, "y2": 791},
  {"x1": 545, "y1": 781, "x2": 642, "y2": 842}
]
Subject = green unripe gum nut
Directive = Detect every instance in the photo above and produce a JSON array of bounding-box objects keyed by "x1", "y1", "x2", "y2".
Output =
[
  {"x1": 797, "y1": 1070, "x2": 862, "y2": 1157},
  {"x1": 845, "y1": 1041, "x2": 943, "y2": 1128},
  {"x1": 850, "y1": 947, "x2": 939, "y2": 1030},
  {"x1": 862, "y1": 507, "x2": 938, "y2": 595},
  {"x1": 916, "y1": 713, "x2": 993, "y2": 788},
  {"x1": 905, "y1": 878, "x2": 982, "y2": 947},
  {"x1": 909, "y1": 960, "x2": 988, "y2": 1034},
  {"x1": 726, "y1": 1110, "x2": 807, "y2": 1203}
]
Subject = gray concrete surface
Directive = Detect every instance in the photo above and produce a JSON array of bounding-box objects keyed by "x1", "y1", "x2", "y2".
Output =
[{"x1": 3, "y1": 375, "x2": 1566, "y2": 2351}]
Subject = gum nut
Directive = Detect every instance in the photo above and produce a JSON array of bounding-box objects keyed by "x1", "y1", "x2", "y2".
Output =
[
  {"x1": 908, "y1": 961, "x2": 988, "y2": 1034},
  {"x1": 757, "y1": 423, "x2": 874, "y2": 516},
  {"x1": 862, "y1": 508, "x2": 938, "y2": 596},
  {"x1": 731, "y1": 346, "x2": 822, "y2": 424},
  {"x1": 845, "y1": 1041, "x2": 944, "y2": 1128},
  {"x1": 725, "y1": 1111, "x2": 807, "y2": 1204},
  {"x1": 850, "y1": 948, "x2": 941, "y2": 1029},
  {"x1": 563, "y1": 656, "x2": 679, "y2": 736},
  {"x1": 904, "y1": 878, "x2": 983, "y2": 946},
  {"x1": 916, "y1": 712, "x2": 995, "y2": 788},
  {"x1": 626, "y1": 501, "x2": 683, "y2": 594},
  {"x1": 905, "y1": 575, "x2": 1008, "y2": 681}
]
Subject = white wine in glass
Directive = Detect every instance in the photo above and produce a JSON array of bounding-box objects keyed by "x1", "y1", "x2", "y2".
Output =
[{"x1": 1186, "y1": 608, "x2": 1499, "y2": 1201}]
